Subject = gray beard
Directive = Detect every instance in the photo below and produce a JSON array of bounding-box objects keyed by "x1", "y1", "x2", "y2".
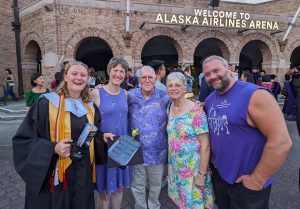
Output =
[{"x1": 215, "y1": 75, "x2": 231, "y2": 93}]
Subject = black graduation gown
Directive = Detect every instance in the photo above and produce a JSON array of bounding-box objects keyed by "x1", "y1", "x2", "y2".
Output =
[{"x1": 12, "y1": 97, "x2": 97, "y2": 209}]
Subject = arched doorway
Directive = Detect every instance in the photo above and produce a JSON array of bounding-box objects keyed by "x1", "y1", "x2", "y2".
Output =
[
  {"x1": 194, "y1": 38, "x2": 229, "y2": 71},
  {"x1": 193, "y1": 38, "x2": 230, "y2": 91},
  {"x1": 290, "y1": 46, "x2": 300, "y2": 67},
  {"x1": 75, "y1": 37, "x2": 113, "y2": 80},
  {"x1": 239, "y1": 40, "x2": 272, "y2": 72},
  {"x1": 141, "y1": 35, "x2": 178, "y2": 67},
  {"x1": 23, "y1": 40, "x2": 42, "y2": 91}
]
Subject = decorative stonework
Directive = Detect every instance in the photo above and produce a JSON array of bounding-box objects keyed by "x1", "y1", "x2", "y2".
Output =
[
  {"x1": 278, "y1": 39, "x2": 288, "y2": 53},
  {"x1": 285, "y1": 39, "x2": 300, "y2": 60},
  {"x1": 191, "y1": 29, "x2": 234, "y2": 62},
  {"x1": 64, "y1": 28, "x2": 125, "y2": 59},
  {"x1": 132, "y1": 27, "x2": 185, "y2": 63},
  {"x1": 122, "y1": 31, "x2": 133, "y2": 47},
  {"x1": 1, "y1": 0, "x2": 299, "y2": 88},
  {"x1": 21, "y1": 31, "x2": 44, "y2": 57},
  {"x1": 235, "y1": 32, "x2": 280, "y2": 63}
]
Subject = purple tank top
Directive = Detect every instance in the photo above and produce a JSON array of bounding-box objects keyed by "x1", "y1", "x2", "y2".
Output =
[
  {"x1": 205, "y1": 81, "x2": 273, "y2": 187},
  {"x1": 98, "y1": 88, "x2": 128, "y2": 135}
]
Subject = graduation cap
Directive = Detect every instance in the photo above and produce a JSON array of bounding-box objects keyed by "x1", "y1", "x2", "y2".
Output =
[
  {"x1": 270, "y1": 74, "x2": 277, "y2": 80},
  {"x1": 147, "y1": 60, "x2": 165, "y2": 74}
]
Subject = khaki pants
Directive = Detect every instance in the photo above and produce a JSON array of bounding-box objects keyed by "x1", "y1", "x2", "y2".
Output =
[{"x1": 131, "y1": 164, "x2": 165, "y2": 209}]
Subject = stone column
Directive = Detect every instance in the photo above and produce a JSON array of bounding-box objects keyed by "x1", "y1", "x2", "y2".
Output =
[
  {"x1": 133, "y1": 59, "x2": 143, "y2": 75},
  {"x1": 179, "y1": 60, "x2": 194, "y2": 69},
  {"x1": 21, "y1": 62, "x2": 38, "y2": 92},
  {"x1": 275, "y1": 59, "x2": 290, "y2": 83}
]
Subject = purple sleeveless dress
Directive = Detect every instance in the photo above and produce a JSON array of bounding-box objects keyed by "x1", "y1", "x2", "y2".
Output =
[{"x1": 95, "y1": 88, "x2": 131, "y2": 194}]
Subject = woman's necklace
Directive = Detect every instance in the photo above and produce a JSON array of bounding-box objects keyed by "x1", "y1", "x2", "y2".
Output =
[
  {"x1": 69, "y1": 98, "x2": 79, "y2": 111},
  {"x1": 73, "y1": 100, "x2": 78, "y2": 111}
]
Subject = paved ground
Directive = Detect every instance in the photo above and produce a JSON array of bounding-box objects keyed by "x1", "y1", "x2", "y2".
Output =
[{"x1": 0, "y1": 100, "x2": 299, "y2": 209}]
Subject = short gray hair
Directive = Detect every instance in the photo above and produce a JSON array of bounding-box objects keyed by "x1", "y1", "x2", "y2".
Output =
[
  {"x1": 202, "y1": 55, "x2": 228, "y2": 68},
  {"x1": 166, "y1": 72, "x2": 187, "y2": 86}
]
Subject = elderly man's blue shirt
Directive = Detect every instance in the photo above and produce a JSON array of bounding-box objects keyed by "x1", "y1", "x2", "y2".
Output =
[{"x1": 128, "y1": 88, "x2": 171, "y2": 165}]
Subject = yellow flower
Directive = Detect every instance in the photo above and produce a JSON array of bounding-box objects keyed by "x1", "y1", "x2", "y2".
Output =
[{"x1": 132, "y1": 128, "x2": 139, "y2": 137}]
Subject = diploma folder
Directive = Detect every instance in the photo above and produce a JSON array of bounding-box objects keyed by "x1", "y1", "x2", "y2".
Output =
[
  {"x1": 76, "y1": 123, "x2": 97, "y2": 147},
  {"x1": 107, "y1": 135, "x2": 143, "y2": 167}
]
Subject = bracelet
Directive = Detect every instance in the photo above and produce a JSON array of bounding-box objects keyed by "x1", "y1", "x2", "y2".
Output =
[{"x1": 198, "y1": 171, "x2": 207, "y2": 176}]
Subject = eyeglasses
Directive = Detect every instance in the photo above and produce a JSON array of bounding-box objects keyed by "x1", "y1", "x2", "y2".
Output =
[
  {"x1": 166, "y1": 83, "x2": 184, "y2": 89},
  {"x1": 140, "y1": 76, "x2": 155, "y2": 82}
]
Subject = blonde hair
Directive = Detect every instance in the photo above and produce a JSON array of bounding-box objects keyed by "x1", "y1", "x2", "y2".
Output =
[{"x1": 56, "y1": 61, "x2": 90, "y2": 102}]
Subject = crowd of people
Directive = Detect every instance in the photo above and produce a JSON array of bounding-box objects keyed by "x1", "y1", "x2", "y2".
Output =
[
  {"x1": 282, "y1": 65, "x2": 300, "y2": 136},
  {"x1": 11, "y1": 55, "x2": 293, "y2": 209}
]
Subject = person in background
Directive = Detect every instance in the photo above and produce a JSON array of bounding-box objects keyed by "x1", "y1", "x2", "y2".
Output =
[
  {"x1": 88, "y1": 67, "x2": 100, "y2": 89},
  {"x1": 282, "y1": 71, "x2": 297, "y2": 120},
  {"x1": 13, "y1": 61, "x2": 99, "y2": 209},
  {"x1": 260, "y1": 70, "x2": 266, "y2": 77},
  {"x1": 134, "y1": 64, "x2": 143, "y2": 78},
  {"x1": 50, "y1": 72, "x2": 63, "y2": 91},
  {"x1": 126, "y1": 68, "x2": 138, "y2": 90},
  {"x1": 251, "y1": 67, "x2": 261, "y2": 85},
  {"x1": 166, "y1": 72, "x2": 214, "y2": 209},
  {"x1": 260, "y1": 74, "x2": 273, "y2": 92},
  {"x1": 198, "y1": 75, "x2": 214, "y2": 103},
  {"x1": 282, "y1": 66, "x2": 300, "y2": 120},
  {"x1": 230, "y1": 64, "x2": 239, "y2": 81},
  {"x1": 121, "y1": 68, "x2": 138, "y2": 90},
  {"x1": 148, "y1": 60, "x2": 167, "y2": 92},
  {"x1": 4, "y1": 68, "x2": 18, "y2": 101},
  {"x1": 25, "y1": 72, "x2": 49, "y2": 111},
  {"x1": 270, "y1": 74, "x2": 281, "y2": 101},
  {"x1": 120, "y1": 73, "x2": 128, "y2": 90},
  {"x1": 91, "y1": 57, "x2": 131, "y2": 209},
  {"x1": 134, "y1": 64, "x2": 144, "y2": 88},
  {"x1": 292, "y1": 71, "x2": 300, "y2": 136},
  {"x1": 285, "y1": 66, "x2": 299, "y2": 82},
  {"x1": 203, "y1": 55, "x2": 292, "y2": 209},
  {"x1": 240, "y1": 71, "x2": 255, "y2": 84},
  {"x1": 174, "y1": 65, "x2": 184, "y2": 74},
  {"x1": 198, "y1": 72, "x2": 204, "y2": 88},
  {"x1": 184, "y1": 66, "x2": 194, "y2": 93},
  {"x1": 99, "y1": 76, "x2": 106, "y2": 85}
]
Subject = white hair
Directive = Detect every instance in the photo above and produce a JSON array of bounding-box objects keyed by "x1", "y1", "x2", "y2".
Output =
[
  {"x1": 166, "y1": 72, "x2": 187, "y2": 86},
  {"x1": 140, "y1": 65, "x2": 156, "y2": 76}
]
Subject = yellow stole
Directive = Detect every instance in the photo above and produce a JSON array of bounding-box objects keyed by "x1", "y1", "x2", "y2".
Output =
[{"x1": 49, "y1": 94, "x2": 96, "y2": 186}]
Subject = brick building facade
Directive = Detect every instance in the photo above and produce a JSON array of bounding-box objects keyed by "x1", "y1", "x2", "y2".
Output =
[
  {"x1": 0, "y1": 1, "x2": 17, "y2": 88},
  {"x1": 1, "y1": 0, "x2": 300, "y2": 95}
]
